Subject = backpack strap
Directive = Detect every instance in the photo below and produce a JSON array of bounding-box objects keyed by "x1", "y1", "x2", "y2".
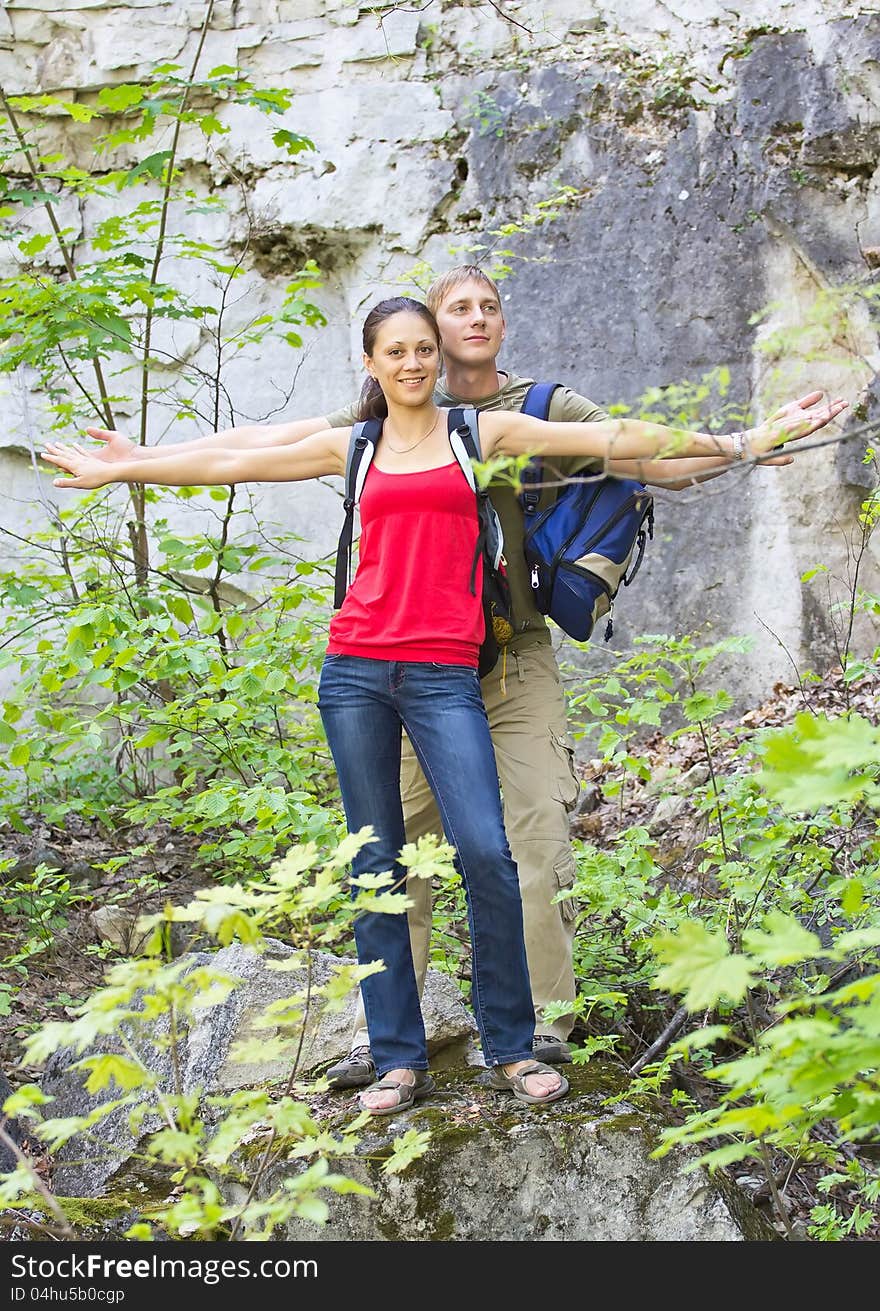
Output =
[
  {"x1": 447, "y1": 405, "x2": 481, "y2": 491},
  {"x1": 333, "y1": 418, "x2": 382, "y2": 608},
  {"x1": 518, "y1": 382, "x2": 562, "y2": 517},
  {"x1": 447, "y1": 407, "x2": 505, "y2": 592}
]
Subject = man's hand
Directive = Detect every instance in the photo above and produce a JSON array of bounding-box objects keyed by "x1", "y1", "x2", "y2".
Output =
[
  {"x1": 82, "y1": 426, "x2": 140, "y2": 463},
  {"x1": 748, "y1": 390, "x2": 848, "y2": 456}
]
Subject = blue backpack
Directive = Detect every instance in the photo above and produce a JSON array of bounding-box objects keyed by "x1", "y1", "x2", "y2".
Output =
[{"x1": 518, "y1": 382, "x2": 654, "y2": 642}]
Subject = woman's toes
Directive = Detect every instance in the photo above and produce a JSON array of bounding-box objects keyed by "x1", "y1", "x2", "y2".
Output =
[
  {"x1": 521, "y1": 1071, "x2": 562, "y2": 1099},
  {"x1": 359, "y1": 1087, "x2": 398, "y2": 1111},
  {"x1": 358, "y1": 1069, "x2": 416, "y2": 1112}
]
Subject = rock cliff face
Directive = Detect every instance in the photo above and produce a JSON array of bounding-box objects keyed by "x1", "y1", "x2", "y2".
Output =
[{"x1": 1, "y1": 1, "x2": 877, "y2": 702}]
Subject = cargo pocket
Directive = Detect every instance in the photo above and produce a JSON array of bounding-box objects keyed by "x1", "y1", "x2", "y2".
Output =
[
  {"x1": 549, "y1": 729, "x2": 580, "y2": 812},
  {"x1": 554, "y1": 850, "x2": 578, "y2": 923}
]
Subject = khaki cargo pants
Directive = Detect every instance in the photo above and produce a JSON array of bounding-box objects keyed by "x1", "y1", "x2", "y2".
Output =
[{"x1": 349, "y1": 641, "x2": 580, "y2": 1047}]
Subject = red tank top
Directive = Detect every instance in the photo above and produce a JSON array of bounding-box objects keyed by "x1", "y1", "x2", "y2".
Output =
[{"x1": 327, "y1": 461, "x2": 484, "y2": 666}]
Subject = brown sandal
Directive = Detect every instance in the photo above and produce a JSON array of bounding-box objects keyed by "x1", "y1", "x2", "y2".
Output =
[
  {"x1": 357, "y1": 1070, "x2": 435, "y2": 1116},
  {"x1": 487, "y1": 1060, "x2": 569, "y2": 1105}
]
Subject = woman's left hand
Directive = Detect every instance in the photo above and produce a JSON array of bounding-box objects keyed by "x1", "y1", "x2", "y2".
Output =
[{"x1": 747, "y1": 390, "x2": 849, "y2": 456}]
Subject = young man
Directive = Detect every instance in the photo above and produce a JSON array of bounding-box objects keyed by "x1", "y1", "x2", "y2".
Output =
[{"x1": 87, "y1": 266, "x2": 823, "y2": 1085}]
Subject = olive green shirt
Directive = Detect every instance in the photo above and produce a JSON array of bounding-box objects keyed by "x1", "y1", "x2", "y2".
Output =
[{"x1": 324, "y1": 371, "x2": 608, "y2": 649}]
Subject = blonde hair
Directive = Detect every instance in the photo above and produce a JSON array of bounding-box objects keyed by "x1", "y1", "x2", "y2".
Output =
[{"x1": 426, "y1": 265, "x2": 504, "y2": 317}]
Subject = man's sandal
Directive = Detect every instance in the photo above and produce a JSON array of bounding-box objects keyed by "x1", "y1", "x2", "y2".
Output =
[
  {"x1": 487, "y1": 1060, "x2": 569, "y2": 1105},
  {"x1": 357, "y1": 1070, "x2": 435, "y2": 1116},
  {"x1": 326, "y1": 1044, "x2": 375, "y2": 1089}
]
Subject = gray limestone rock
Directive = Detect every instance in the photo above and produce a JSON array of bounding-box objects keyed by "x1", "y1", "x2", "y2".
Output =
[
  {"x1": 252, "y1": 1063, "x2": 778, "y2": 1242},
  {"x1": 0, "y1": 1069, "x2": 28, "y2": 1175},
  {"x1": 647, "y1": 793, "x2": 689, "y2": 834},
  {"x1": 39, "y1": 942, "x2": 476, "y2": 1197}
]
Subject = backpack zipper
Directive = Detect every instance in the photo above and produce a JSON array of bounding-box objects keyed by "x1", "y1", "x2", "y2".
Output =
[
  {"x1": 544, "y1": 483, "x2": 605, "y2": 576},
  {"x1": 544, "y1": 490, "x2": 650, "y2": 596},
  {"x1": 574, "y1": 492, "x2": 651, "y2": 559},
  {"x1": 523, "y1": 481, "x2": 603, "y2": 556}
]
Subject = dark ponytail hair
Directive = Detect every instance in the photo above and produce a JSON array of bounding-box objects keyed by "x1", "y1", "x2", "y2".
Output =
[{"x1": 357, "y1": 297, "x2": 440, "y2": 421}]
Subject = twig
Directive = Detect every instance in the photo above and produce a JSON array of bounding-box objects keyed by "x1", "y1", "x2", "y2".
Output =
[
  {"x1": 0, "y1": 1124, "x2": 77, "y2": 1239},
  {"x1": 628, "y1": 1005, "x2": 688, "y2": 1075},
  {"x1": 754, "y1": 613, "x2": 817, "y2": 716}
]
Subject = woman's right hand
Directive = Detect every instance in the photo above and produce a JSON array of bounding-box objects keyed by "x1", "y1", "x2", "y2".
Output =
[
  {"x1": 82, "y1": 427, "x2": 140, "y2": 463},
  {"x1": 42, "y1": 441, "x2": 113, "y2": 489},
  {"x1": 746, "y1": 391, "x2": 848, "y2": 456}
]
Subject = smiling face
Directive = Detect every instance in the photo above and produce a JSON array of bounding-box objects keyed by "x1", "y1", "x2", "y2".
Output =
[
  {"x1": 433, "y1": 276, "x2": 506, "y2": 369},
  {"x1": 363, "y1": 310, "x2": 441, "y2": 408}
]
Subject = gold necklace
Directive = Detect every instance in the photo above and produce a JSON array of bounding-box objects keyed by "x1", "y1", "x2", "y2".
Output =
[{"x1": 382, "y1": 408, "x2": 440, "y2": 454}]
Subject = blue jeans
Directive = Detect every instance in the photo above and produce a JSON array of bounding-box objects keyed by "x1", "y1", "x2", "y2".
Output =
[{"x1": 318, "y1": 654, "x2": 535, "y2": 1077}]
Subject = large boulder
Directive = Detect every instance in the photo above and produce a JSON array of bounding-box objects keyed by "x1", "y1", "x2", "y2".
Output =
[
  {"x1": 257, "y1": 1062, "x2": 776, "y2": 1242},
  {"x1": 0, "y1": 1069, "x2": 28, "y2": 1174},
  {"x1": 34, "y1": 942, "x2": 777, "y2": 1240},
  {"x1": 39, "y1": 942, "x2": 476, "y2": 1197}
]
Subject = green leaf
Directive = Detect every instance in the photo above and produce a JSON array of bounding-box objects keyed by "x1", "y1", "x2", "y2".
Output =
[
  {"x1": 759, "y1": 712, "x2": 880, "y2": 810},
  {"x1": 74, "y1": 1053, "x2": 147, "y2": 1093},
  {"x1": 124, "y1": 1223, "x2": 153, "y2": 1240},
  {"x1": 841, "y1": 879, "x2": 865, "y2": 916},
  {"x1": 4, "y1": 187, "x2": 58, "y2": 208},
  {"x1": 18, "y1": 234, "x2": 54, "y2": 258},
  {"x1": 272, "y1": 129, "x2": 315, "y2": 157},
  {"x1": 63, "y1": 102, "x2": 100, "y2": 122},
  {"x1": 682, "y1": 690, "x2": 733, "y2": 723},
  {"x1": 198, "y1": 114, "x2": 227, "y2": 137},
  {"x1": 652, "y1": 922, "x2": 755, "y2": 1010},
  {"x1": 98, "y1": 84, "x2": 146, "y2": 112},
  {"x1": 382, "y1": 1129, "x2": 432, "y2": 1175},
  {"x1": 668, "y1": 1024, "x2": 730, "y2": 1058},
  {"x1": 90, "y1": 310, "x2": 133, "y2": 348},
  {"x1": 3, "y1": 1085, "x2": 54, "y2": 1118},
  {"x1": 168, "y1": 596, "x2": 194, "y2": 626},
  {"x1": 122, "y1": 151, "x2": 172, "y2": 187},
  {"x1": 742, "y1": 910, "x2": 823, "y2": 966}
]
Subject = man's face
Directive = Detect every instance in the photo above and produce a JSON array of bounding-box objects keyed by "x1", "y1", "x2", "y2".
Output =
[{"x1": 434, "y1": 278, "x2": 505, "y2": 368}]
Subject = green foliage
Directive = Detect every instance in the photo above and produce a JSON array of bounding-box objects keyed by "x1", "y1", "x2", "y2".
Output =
[
  {"x1": 405, "y1": 181, "x2": 585, "y2": 289},
  {"x1": 590, "y1": 33, "x2": 720, "y2": 114},
  {"x1": 759, "y1": 712, "x2": 880, "y2": 810},
  {"x1": 1, "y1": 831, "x2": 458, "y2": 1240},
  {"x1": 809, "y1": 1158, "x2": 880, "y2": 1239},
  {"x1": 750, "y1": 282, "x2": 880, "y2": 376},
  {"x1": 564, "y1": 621, "x2": 879, "y2": 1235},
  {"x1": 605, "y1": 365, "x2": 748, "y2": 434},
  {"x1": 464, "y1": 89, "x2": 506, "y2": 138},
  {"x1": 0, "y1": 67, "x2": 325, "y2": 431},
  {"x1": 0, "y1": 499, "x2": 340, "y2": 877},
  {"x1": 1, "y1": 861, "x2": 86, "y2": 964}
]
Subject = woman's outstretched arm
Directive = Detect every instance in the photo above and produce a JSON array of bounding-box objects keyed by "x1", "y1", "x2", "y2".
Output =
[
  {"x1": 605, "y1": 391, "x2": 833, "y2": 488},
  {"x1": 82, "y1": 416, "x2": 335, "y2": 464},
  {"x1": 42, "y1": 426, "x2": 349, "y2": 490},
  {"x1": 479, "y1": 392, "x2": 848, "y2": 463}
]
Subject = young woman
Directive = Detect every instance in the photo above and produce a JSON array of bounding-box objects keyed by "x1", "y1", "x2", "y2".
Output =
[{"x1": 42, "y1": 297, "x2": 845, "y2": 1115}]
